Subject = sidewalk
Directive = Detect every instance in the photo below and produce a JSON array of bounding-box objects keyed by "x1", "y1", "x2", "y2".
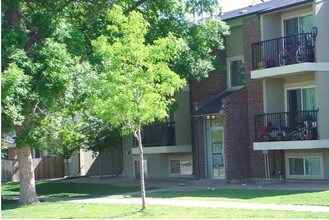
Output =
[
  {"x1": 63, "y1": 177, "x2": 329, "y2": 213},
  {"x1": 70, "y1": 197, "x2": 329, "y2": 213},
  {"x1": 58, "y1": 177, "x2": 329, "y2": 213}
]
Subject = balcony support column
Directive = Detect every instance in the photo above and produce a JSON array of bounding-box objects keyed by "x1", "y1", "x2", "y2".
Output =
[{"x1": 262, "y1": 150, "x2": 271, "y2": 181}]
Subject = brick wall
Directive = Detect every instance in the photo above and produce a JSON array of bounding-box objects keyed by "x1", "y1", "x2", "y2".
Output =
[
  {"x1": 190, "y1": 51, "x2": 226, "y2": 179},
  {"x1": 191, "y1": 117, "x2": 206, "y2": 178},
  {"x1": 242, "y1": 16, "x2": 267, "y2": 178},
  {"x1": 190, "y1": 15, "x2": 282, "y2": 180},
  {"x1": 223, "y1": 88, "x2": 250, "y2": 179},
  {"x1": 190, "y1": 51, "x2": 227, "y2": 108}
]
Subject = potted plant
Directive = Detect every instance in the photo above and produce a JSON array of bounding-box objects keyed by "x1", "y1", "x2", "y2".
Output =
[{"x1": 256, "y1": 58, "x2": 266, "y2": 69}]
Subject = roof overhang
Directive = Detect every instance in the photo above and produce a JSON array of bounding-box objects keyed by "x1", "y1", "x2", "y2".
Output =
[{"x1": 193, "y1": 90, "x2": 235, "y2": 116}]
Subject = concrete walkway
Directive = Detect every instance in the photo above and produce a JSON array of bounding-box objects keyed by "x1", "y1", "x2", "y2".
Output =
[
  {"x1": 55, "y1": 177, "x2": 329, "y2": 213},
  {"x1": 70, "y1": 197, "x2": 329, "y2": 213}
]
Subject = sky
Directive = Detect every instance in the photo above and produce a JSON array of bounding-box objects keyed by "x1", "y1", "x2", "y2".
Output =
[{"x1": 220, "y1": 0, "x2": 269, "y2": 12}]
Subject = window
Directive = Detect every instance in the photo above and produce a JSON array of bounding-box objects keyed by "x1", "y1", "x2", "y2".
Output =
[
  {"x1": 287, "y1": 87, "x2": 316, "y2": 112},
  {"x1": 286, "y1": 152, "x2": 323, "y2": 179},
  {"x1": 228, "y1": 57, "x2": 244, "y2": 88},
  {"x1": 288, "y1": 157, "x2": 322, "y2": 176},
  {"x1": 284, "y1": 14, "x2": 313, "y2": 36},
  {"x1": 169, "y1": 158, "x2": 192, "y2": 175}
]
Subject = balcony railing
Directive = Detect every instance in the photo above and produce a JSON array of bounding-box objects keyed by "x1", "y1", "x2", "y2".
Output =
[
  {"x1": 254, "y1": 110, "x2": 318, "y2": 142},
  {"x1": 135, "y1": 122, "x2": 175, "y2": 147},
  {"x1": 252, "y1": 30, "x2": 317, "y2": 70}
]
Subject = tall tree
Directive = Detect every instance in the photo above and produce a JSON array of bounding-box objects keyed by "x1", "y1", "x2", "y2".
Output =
[
  {"x1": 1, "y1": 0, "x2": 94, "y2": 205},
  {"x1": 91, "y1": 5, "x2": 186, "y2": 210}
]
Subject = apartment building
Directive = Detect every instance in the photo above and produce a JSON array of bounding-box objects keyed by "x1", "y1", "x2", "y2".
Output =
[
  {"x1": 121, "y1": 0, "x2": 329, "y2": 181},
  {"x1": 191, "y1": 0, "x2": 329, "y2": 181},
  {"x1": 251, "y1": 0, "x2": 329, "y2": 180}
]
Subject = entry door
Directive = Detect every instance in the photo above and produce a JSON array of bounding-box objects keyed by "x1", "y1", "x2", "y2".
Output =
[{"x1": 207, "y1": 127, "x2": 225, "y2": 179}]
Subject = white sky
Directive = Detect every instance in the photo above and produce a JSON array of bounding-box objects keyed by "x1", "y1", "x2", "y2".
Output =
[{"x1": 220, "y1": 0, "x2": 269, "y2": 12}]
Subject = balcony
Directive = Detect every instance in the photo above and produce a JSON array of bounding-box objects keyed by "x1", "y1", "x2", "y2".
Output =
[
  {"x1": 138, "y1": 122, "x2": 175, "y2": 147},
  {"x1": 254, "y1": 110, "x2": 318, "y2": 142},
  {"x1": 252, "y1": 31, "x2": 317, "y2": 71},
  {"x1": 132, "y1": 122, "x2": 192, "y2": 154}
]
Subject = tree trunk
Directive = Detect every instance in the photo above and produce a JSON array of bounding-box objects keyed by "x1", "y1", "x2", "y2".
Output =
[
  {"x1": 66, "y1": 158, "x2": 70, "y2": 177},
  {"x1": 8, "y1": 3, "x2": 38, "y2": 206},
  {"x1": 17, "y1": 145, "x2": 39, "y2": 205},
  {"x1": 135, "y1": 129, "x2": 146, "y2": 210}
]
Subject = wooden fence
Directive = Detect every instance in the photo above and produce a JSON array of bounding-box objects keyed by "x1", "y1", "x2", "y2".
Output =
[{"x1": 1, "y1": 156, "x2": 64, "y2": 182}]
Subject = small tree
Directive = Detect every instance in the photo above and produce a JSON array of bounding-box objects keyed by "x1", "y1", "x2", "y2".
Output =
[
  {"x1": 91, "y1": 6, "x2": 186, "y2": 210},
  {"x1": 42, "y1": 113, "x2": 85, "y2": 177}
]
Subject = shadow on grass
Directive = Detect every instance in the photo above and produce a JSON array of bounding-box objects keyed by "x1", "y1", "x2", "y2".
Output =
[
  {"x1": 1, "y1": 180, "x2": 142, "y2": 211},
  {"x1": 2, "y1": 181, "x2": 141, "y2": 199},
  {"x1": 1, "y1": 199, "x2": 62, "y2": 212}
]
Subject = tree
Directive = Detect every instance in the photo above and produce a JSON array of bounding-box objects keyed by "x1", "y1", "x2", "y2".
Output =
[
  {"x1": 1, "y1": 1, "x2": 94, "y2": 205},
  {"x1": 2, "y1": 0, "x2": 228, "y2": 206},
  {"x1": 91, "y1": 5, "x2": 186, "y2": 210},
  {"x1": 119, "y1": 0, "x2": 230, "y2": 80},
  {"x1": 42, "y1": 113, "x2": 86, "y2": 177}
]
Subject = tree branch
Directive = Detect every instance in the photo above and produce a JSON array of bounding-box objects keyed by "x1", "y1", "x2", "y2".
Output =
[{"x1": 124, "y1": 0, "x2": 148, "y2": 14}]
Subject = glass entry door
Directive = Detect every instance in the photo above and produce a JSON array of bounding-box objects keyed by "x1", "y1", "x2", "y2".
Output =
[{"x1": 207, "y1": 126, "x2": 225, "y2": 179}]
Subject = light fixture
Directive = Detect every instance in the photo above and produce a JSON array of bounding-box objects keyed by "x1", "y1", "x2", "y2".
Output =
[{"x1": 206, "y1": 115, "x2": 217, "y2": 120}]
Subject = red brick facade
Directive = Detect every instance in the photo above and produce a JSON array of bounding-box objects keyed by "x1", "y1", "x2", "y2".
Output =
[
  {"x1": 191, "y1": 116, "x2": 206, "y2": 178},
  {"x1": 190, "y1": 51, "x2": 227, "y2": 179},
  {"x1": 243, "y1": 16, "x2": 274, "y2": 179},
  {"x1": 222, "y1": 88, "x2": 250, "y2": 180},
  {"x1": 190, "y1": 52, "x2": 227, "y2": 108},
  {"x1": 190, "y1": 14, "x2": 280, "y2": 180},
  {"x1": 242, "y1": 16, "x2": 264, "y2": 178}
]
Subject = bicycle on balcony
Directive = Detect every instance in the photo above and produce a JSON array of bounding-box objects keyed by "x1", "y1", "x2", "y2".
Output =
[
  {"x1": 291, "y1": 114, "x2": 316, "y2": 140},
  {"x1": 278, "y1": 27, "x2": 318, "y2": 66},
  {"x1": 278, "y1": 40, "x2": 302, "y2": 66}
]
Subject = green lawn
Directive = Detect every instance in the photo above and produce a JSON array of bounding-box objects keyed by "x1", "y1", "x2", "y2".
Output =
[
  {"x1": 2, "y1": 181, "x2": 141, "y2": 198},
  {"x1": 2, "y1": 181, "x2": 329, "y2": 219},
  {"x1": 144, "y1": 188, "x2": 329, "y2": 206},
  {"x1": 2, "y1": 201, "x2": 329, "y2": 219}
]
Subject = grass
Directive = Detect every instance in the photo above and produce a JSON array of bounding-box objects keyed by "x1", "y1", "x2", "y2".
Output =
[
  {"x1": 2, "y1": 181, "x2": 142, "y2": 198},
  {"x1": 2, "y1": 181, "x2": 329, "y2": 219},
  {"x1": 2, "y1": 201, "x2": 329, "y2": 219},
  {"x1": 144, "y1": 188, "x2": 329, "y2": 206}
]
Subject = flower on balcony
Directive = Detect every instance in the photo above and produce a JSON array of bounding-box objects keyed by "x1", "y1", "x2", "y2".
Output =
[
  {"x1": 257, "y1": 123, "x2": 270, "y2": 142},
  {"x1": 266, "y1": 59, "x2": 276, "y2": 68}
]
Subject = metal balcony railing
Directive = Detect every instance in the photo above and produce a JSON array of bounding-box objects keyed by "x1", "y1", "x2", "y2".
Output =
[
  {"x1": 255, "y1": 110, "x2": 318, "y2": 142},
  {"x1": 135, "y1": 122, "x2": 175, "y2": 147},
  {"x1": 252, "y1": 29, "x2": 317, "y2": 70}
]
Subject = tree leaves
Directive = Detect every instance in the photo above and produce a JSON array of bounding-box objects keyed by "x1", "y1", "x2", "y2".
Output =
[
  {"x1": 91, "y1": 5, "x2": 186, "y2": 134},
  {"x1": 1, "y1": 64, "x2": 32, "y2": 128}
]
